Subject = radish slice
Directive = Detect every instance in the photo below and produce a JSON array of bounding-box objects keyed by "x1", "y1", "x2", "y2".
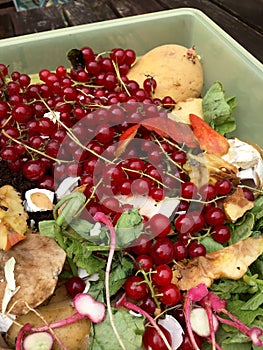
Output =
[
  {"x1": 190, "y1": 307, "x2": 219, "y2": 337},
  {"x1": 23, "y1": 331, "x2": 54, "y2": 350},
  {"x1": 74, "y1": 293, "x2": 106, "y2": 323}
]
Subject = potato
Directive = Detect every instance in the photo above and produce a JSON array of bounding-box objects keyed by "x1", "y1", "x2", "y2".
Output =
[
  {"x1": 127, "y1": 44, "x2": 203, "y2": 102},
  {"x1": 5, "y1": 297, "x2": 90, "y2": 350}
]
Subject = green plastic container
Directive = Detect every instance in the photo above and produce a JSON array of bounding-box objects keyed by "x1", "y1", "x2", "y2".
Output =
[{"x1": 0, "y1": 8, "x2": 262, "y2": 146}]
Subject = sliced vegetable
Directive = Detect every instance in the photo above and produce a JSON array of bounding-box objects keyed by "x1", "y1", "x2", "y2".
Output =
[
  {"x1": 189, "y1": 113, "x2": 230, "y2": 155},
  {"x1": 23, "y1": 331, "x2": 54, "y2": 350}
]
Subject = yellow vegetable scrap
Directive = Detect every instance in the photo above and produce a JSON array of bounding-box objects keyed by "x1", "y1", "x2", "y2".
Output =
[
  {"x1": 0, "y1": 186, "x2": 28, "y2": 251},
  {"x1": 172, "y1": 236, "x2": 263, "y2": 290}
]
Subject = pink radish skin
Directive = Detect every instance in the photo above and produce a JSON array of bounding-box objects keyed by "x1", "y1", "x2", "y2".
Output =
[
  {"x1": 184, "y1": 284, "x2": 263, "y2": 350},
  {"x1": 93, "y1": 212, "x2": 126, "y2": 350},
  {"x1": 16, "y1": 323, "x2": 31, "y2": 350},
  {"x1": 116, "y1": 293, "x2": 173, "y2": 350},
  {"x1": 74, "y1": 293, "x2": 106, "y2": 323},
  {"x1": 23, "y1": 331, "x2": 54, "y2": 350}
]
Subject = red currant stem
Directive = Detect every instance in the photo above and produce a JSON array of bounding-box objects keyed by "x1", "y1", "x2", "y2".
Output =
[
  {"x1": 95, "y1": 51, "x2": 109, "y2": 59},
  {"x1": 174, "y1": 195, "x2": 227, "y2": 205},
  {"x1": 93, "y1": 212, "x2": 126, "y2": 350},
  {"x1": 1, "y1": 129, "x2": 67, "y2": 164},
  {"x1": 145, "y1": 74, "x2": 156, "y2": 94},
  {"x1": 112, "y1": 61, "x2": 131, "y2": 96},
  {"x1": 161, "y1": 136, "x2": 186, "y2": 153},
  {"x1": 116, "y1": 294, "x2": 173, "y2": 350},
  {"x1": 1, "y1": 114, "x2": 12, "y2": 128},
  {"x1": 240, "y1": 184, "x2": 262, "y2": 195},
  {"x1": 137, "y1": 269, "x2": 161, "y2": 309},
  {"x1": 79, "y1": 178, "x2": 103, "y2": 215},
  {"x1": 37, "y1": 94, "x2": 113, "y2": 164},
  {"x1": 121, "y1": 167, "x2": 168, "y2": 189},
  {"x1": 154, "y1": 136, "x2": 185, "y2": 176}
]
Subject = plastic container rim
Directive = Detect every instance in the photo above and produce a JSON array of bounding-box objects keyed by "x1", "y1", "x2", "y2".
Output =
[{"x1": 0, "y1": 7, "x2": 262, "y2": 73}]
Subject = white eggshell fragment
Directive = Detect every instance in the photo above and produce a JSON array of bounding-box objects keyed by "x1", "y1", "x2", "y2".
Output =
[
  {"x1": 116, "y1": 195, "x2": 179, "y2": 219},
  {"x1": 24, "y1": 188, "x2": 54, "y2": 212},
  {"x1": 222, "y1": 138, "x2": 263, "y2": 188},
  {"x1": 55, "y1": 176, "x2": 80, "y2": 199},
  {"x1": 158, "y1": 314, "x2": 184, "y2": 349}
]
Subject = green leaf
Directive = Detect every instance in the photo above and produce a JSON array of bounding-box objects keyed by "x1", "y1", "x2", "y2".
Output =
[
  {"x1": 241, "y1": 287, "x2": 263, "y2": 311},
  {"x1": 227, "y1": 300, "x2": 263, "y2": 325},
  {"x1": 201, "y1": 236, "x2": 224, "y2": 253},
  {"x1": 229, "y1": 212, "x2": 255, "y2": 244},
  {"x1": 38, "y1": 220, "x2": 56, "y2": 238},
  {"x1": 115, "y1": 209, "x2": 143, "y2": 247},
  {"x1": 88, "y1": 280, "x2": 105, "y2": 303},
  {"x1": 202, "y1": 81, "x2": 237, "y2": 135},
  {"x1": 109, "y1": 256, "x2": 134, "y2": 296},
  {"x1": 88, "y1": 309, "x2": 145, "y2": 350},
  {"x1": 66, "y1": 240, "x2": 106, "y2": 274}
]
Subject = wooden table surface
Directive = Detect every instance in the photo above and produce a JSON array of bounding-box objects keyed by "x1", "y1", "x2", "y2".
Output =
[{"x1": 0, "y1": 0, "x2": 263, "y2": 63}]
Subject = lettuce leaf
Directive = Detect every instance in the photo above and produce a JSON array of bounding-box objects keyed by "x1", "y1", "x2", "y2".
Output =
[
  {"x1": 88, "y1": 308, "x2": 144, "y2": 350},
  {"x1": 202, "y1": 82, "x2": 237, "y2": 135}
]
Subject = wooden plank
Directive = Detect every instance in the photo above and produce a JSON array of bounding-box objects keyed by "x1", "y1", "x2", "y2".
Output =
[
  {"x1": 108, "y1": 0, "x2": 164, "y2": 17},
  {"x1": 0, "y1": 0, "x2": 13, "y2": 6},
  {"x1": 62, "y1": 0, "x2": 117, "y2": 26},
  {"x1": 158, "y1": 0, "x2": 263, "y2": 63},
  {"x1": 210, "y1": 0, "x2": 263, "y2": 33},
  {"x1": 0, "y1": 12, "x2": 14, "y2": 38},
  {"x1": 13, "y1": 5, "x2": 65, "y2": 36}
]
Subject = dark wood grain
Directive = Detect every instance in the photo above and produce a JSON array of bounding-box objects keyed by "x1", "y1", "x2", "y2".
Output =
[
  {"x1": 108, "y1": 0, "x2": 164, "y2": 17},
  {"x1": 159, "y1": 0, "x2": 263, "y2": 62},
  {"x1": 0, "y1": 12, "x2": 14, "y2": 38},
  {"x1": 62, "y1": 0, "x2": 117, "y2": 26},
  {"x1": 210, "y1": 0, "x2": 263, "y2": 33},
  {"x1": 12, "y1": 5, "x2": 65, "y2": 36}
]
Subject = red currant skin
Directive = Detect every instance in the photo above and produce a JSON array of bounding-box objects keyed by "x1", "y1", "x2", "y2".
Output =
[
  {"x1": 23, "y1": 160, "x2": 46, "y2": 181},
  {"x1": 124, "y1": 276, "x2": 148, "y2": 301},
  {"x1": 135, "y1": 255, "x2": 153, "y2": 272},
  {"x1": 173, "y1": 241, "x2": 188, "y2": 261},
  {"x1": 212, "y1": 225, "x2": 231, "y2": 243},
  {"x1": 66, "y1": 276, "x2": 86, "y2": 298},
  {"x1": 149, "y1": 237, "x2": 175, "y2": 265},
  {"x1": 152, "y1": 264, "x2": 173, "y2": 286},
  {"x1": 188, "y1": 241, "x2": 206, "y2": 258},
  {"x1": 204, "y1": 207, "x2": 225, "y2": 226},
  {"x1": 242, "y1": 187, "x2": 255, "y2": 201},
  {"x1": 181, "y1": 182, "x2": 198, "y2": 199},
  {"x1": 139, "y1": 295, "x2": 157, "y2": 315},
  {"x1": 159, "y1": 283, "x2": 181, "y2": 306},
  {"x1": 132, "y1": 234, "x2": 152, "y2": 255},
  {"x1": 178, "y1": 328, "x2": 202, "y2": 350},
  {"x1": 215, "y1": 178, "x2": 233, "y2": 195},
  {"x1": 147, "y1": 213, "x2": 171, "y2": 237},
  {"x1": 143, "y1": 325, "x2": 172, "y2": 350}
]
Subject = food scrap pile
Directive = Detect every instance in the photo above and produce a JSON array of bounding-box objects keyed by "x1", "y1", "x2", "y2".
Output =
[{"x1": 0, "y1": 44, "x2": 262, "y2": 350}]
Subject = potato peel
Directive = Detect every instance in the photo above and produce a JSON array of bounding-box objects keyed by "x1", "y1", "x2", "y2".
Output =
[
  {"x1": 0, "y1": 234, "x2": 66, "y2": 315},
  {"x1": 172, "y1": 236, "x2": 263, "y2": 290}
]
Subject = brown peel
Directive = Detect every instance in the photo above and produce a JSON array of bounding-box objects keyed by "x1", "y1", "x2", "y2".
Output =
[
  {"x1": 0, "y1": 234, "x2": 66, "y2": 315},
  {"x1": 172, "y1": 236, "x2": 263, "y2": 290}
]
